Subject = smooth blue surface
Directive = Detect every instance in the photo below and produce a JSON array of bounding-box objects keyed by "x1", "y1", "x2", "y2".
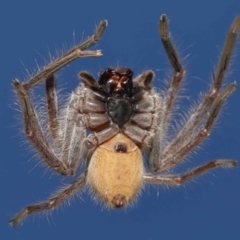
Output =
[{"x1": 1, "y1": 1, "x2": 240, "y2": 239}]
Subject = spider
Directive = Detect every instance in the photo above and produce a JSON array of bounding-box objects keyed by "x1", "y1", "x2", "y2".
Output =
[{"x1": 10, "y1": 14, "x2": 240, "y2": 227}]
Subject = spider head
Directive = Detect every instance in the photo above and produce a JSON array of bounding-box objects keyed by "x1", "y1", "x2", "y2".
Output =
[{"x1": 98, "y1": 68, "x2": 133, "y2": 96}]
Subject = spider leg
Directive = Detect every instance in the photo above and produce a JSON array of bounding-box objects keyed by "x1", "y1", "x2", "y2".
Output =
[
  {"x1": 156, "y1": 83, "x2": 236, "y2": 171},
  {"x1": 147, "y1": 15, "x2": 185, "y2": 170},
  {"x1": 60, "y1": 106, "x2": 86, "y2": 172},
  {"x1": 159, "y1": 14, "x2": 185, "y2": 128},
  {"x1": 13, "y1": 21, "x2": 108, "y2": 175},
  {"x1": 46, "y1": 72, "x2": 111, "y2": 171},
  {"x1": 166, "y1": 83, "x2": 236, "y2": 166},
  {"x1": 144, "y1": 159, "x2": 237, "y2": 185},
  {"x1": 22, "y1": 20, "x2": 107, "y2": 90},
  {"x1": 213, "y1": 15, "x2": 240, "y2": 90},
  {"x1": 9, "y1": 174, "x2": 86, "y2": 227},
  {"x1": 13, "y1": 77, "x2": 90, "y2": 175},
  {"x1": 46, "y1": 75, "x2": 60, "y2": 142},
  {"x1": 162, "y1": 15, "x2": 240, "y2": 157},
  {"x1": 149, "y1": 15, "x2": 240, "y2": 172},
  {"x1": 12, "y1": 80, "x2": 71, "y2": 175}
]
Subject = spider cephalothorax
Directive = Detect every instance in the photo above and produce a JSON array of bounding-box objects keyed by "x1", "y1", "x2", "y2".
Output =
[{"x1": 10, "y1": 14, "x2": 240, "y2": 227}]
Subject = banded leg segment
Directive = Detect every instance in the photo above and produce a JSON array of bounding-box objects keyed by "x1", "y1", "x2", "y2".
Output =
[
  {"x1": 159, "y1": 14, "x2": 185, "y2": 126},
  {"x1": 148, "y1": 14, "x2": 185, "y2": 171},
  {"x1": 144, "y1": 159, "x2": 237, "y2": 185},
  {"x1": 13, "y1": 20, "x2": 108, "y2": 175},
  {"x1": 150, "y1": 15, "x2": 240, "y2": 172},
  {"x1": 12, "y1": 79, "x2": 71, "y2": 175},
  {"x1": 22, "y1": 20, "x2": 108, "y2": 90},
  {"x1": 60, "y1": 107, "x2": 86, "y2": 172},
  {"x1": 158, "y1": 83, "x2": 236, "y2": 171},
  {"x1": 162, "y1": 15, "x2": 240, "y2": 160},
  {"x1": 13, "y1": 79, "x2": 88, "y2": 175},
  {"x1": 9, "y1": 174, "x2": 86, "y2": 227},
  {"x1": 46, "y1": 75, "x2": 59, "y2": 142},
  {"x1": 214, "y1": 15, "x2": 240, "y2": 90}
]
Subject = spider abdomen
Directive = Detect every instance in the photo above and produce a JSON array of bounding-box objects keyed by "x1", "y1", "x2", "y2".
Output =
[{"x1": 87, "y1": 133, "x2": 144, "y2": 208}]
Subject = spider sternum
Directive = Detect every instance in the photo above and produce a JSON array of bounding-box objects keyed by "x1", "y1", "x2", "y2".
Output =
[{"x1": 106, "y1": 96, "x2": 133, "y2": 127}]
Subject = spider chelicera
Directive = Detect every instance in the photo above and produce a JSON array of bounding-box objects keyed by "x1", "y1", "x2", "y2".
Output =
[{"x1": 10, "y1": 14, "x2": 240, "y2": 227}]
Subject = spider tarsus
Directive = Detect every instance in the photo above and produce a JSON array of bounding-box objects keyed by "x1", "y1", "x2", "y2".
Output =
[
  {"x1": 160, "y1": 14, "x2": 167, "y2": 25},
  {"x1": 159, "y1": 14, "x2": 168, "y2": 39},
  {"x1": 215, "y1": 159, "x2": 237, "y2": 168},
  {"x1": 9, "y1": 219, "x2": 18, "y2": 228},
  {"x1": 95, "y1": 50, "x2": 103, "y2": 56},
  {"x1": 213, "y1": 15, "x2": 240, "y2": 90},
  {"x1": 231, "y1": 15, "x2": 240, "y2": 32},
  {"x1": 9, "y1": 209, "x2": 27, "y2": 227},
  {"x1": 12, "y1": 78, "x2": 20, "y2": 86},
  {"x1": 100, "y1": 20, "x2": 108, "y2": 28},
  {"x1": 94, "y1": 20, "x2": 108, "y2": 41},
  {"x1": 159, "y1": 13, "x2": 183, "y2": 73},
  {"x1": 221, "y1": 82, "x2": 237, "y2": 99}
]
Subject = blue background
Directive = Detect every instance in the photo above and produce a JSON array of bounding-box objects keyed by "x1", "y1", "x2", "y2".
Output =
[{"x1": 1, "y1": 0, "x2": 240, "y2": 239}]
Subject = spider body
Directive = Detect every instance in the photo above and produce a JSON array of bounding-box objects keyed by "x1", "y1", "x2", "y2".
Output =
[
  {"x1": 75, "y1": 67, "x2": 156, "y2": 207},
  {"x1": 72, "y1": 67, "x2": 157, "y2": 207},
  {"x1": 10, "y1": 14, "x2": 240, "y2": 227}
]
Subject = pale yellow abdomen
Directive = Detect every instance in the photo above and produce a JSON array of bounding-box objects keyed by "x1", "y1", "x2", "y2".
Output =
[{"x1": 87, "y1": 133, "x2": 144, "y2": 208}]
